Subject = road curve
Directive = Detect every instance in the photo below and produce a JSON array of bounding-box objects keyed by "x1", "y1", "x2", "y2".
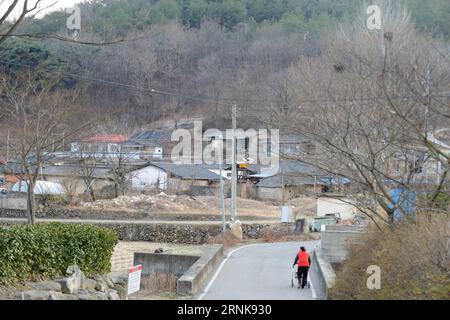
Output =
[{"x1": 197, "y1": 241, "x2": 319, "y2": 300}]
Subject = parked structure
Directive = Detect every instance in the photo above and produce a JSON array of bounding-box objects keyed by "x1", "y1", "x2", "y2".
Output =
[{"x1": 11, "y1": 180, "x2": 66, "y2": 195}]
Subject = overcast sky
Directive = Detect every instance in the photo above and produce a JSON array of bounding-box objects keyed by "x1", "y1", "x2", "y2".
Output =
[{"x1": 1, "y1": 0, "x2": 86, "y2": 20}]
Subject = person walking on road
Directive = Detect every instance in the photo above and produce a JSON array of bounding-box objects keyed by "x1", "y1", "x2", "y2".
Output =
[{"x1": 293, "y1": 246, "x2": 311, "y2": 289}]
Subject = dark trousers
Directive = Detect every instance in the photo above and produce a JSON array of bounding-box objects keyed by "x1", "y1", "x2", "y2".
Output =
[{"x1": 297, "y1": 266, "x2": 309, "y2": 288}]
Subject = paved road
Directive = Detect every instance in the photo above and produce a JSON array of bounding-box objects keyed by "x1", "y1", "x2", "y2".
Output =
[{"x1": 198, "y1": 241, "x2": 319, "y2": 300}]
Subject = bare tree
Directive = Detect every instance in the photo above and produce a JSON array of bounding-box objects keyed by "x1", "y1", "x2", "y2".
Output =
[
  {"x1": 75, "y1": 153, "x2": 102, "y2": 202},
  {"x1": 0, "y1": 70, "x2": 85, "y2": 224},
  {"x1": 263, "y1": 2, "x2": 450, "y2": 226}
]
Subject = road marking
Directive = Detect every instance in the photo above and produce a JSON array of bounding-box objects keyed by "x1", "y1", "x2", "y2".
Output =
[{"x1": 197, "y1": 243, "x2": 261, "y2": 300}]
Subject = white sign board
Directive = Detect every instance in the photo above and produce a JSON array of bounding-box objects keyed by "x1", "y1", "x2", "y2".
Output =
[
  {"x1": 127, "y1": 265, "x2": 142, "y2": 296},
  {"x1": 281, "y1": 206, "x2": 292, "y2": 223}
]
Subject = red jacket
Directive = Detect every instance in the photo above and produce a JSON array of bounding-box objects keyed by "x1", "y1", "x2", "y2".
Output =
[{"x1": 296, "y1": 251, "x2": 310, "y2": 267}]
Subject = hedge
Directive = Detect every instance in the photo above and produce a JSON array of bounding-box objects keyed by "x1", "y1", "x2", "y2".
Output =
[{"x1": 0, "y1": 223, "x2": 118, "y2": 284}]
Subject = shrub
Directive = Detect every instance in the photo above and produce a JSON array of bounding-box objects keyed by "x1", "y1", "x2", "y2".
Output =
[
  {"x1": 0, "y1": 223, "x2": 118, "y2": 284},
  {"x1": 328, "y1": 214, "x2": 450, "y2": 300}
]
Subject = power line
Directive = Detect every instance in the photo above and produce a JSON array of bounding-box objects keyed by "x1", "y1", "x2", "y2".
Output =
[{"x1": 1, "y1": 59, "x2": 450, "y2": 109}]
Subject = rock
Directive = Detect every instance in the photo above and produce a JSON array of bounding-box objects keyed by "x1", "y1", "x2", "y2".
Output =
[
  {"x1": 82, "y1": 278, "x2": 97, "y2": 291},
  {"x1": 105, "y1": 277, "x2": 115, "y2": 289},
  {"x1": 21, "y1": 290, "x2": 55, "y2": 300},
  {"x1": 95, "y1": 281, "x2": 108, "y2": 292},
  {"x1": 108, "y1": 272, "x2": 127, "y2": 285},
  {"x1": 61, "y1": 294, "x2": 79, "y2": 300},
  {"x1": 78, "y1": 290, "x2": 92, "y2": 301},
  {"x1": 106, "y1": 289, "x2": 120, "y2": 300},
  {"x1": 48, "y1": 292, "x2": 79, "y2": 300},
  {"x1": 230, "y1": 220, "x2": 243, "y2": 241},
  {"x1": 26, "y1": 281, "x2": 61, "y2": 292},
  {"x1": 54, "y1": 277, "x2": 80, "y2": 295},
  {"x1": 114, "y1": 284, "x2": 127, "y2": 300},
  {"x1": 54, "y1": 265, "x2": 84, "y2": 295},
  {"x1": 66, "y1": 265, "x2": 85, "y2": 282},
  {"x1": 94, "y1": 292, "x2": 108, "y2": 300},
  {"x1": 49, "y1": 292, "x2": 61, "y2": 300}
]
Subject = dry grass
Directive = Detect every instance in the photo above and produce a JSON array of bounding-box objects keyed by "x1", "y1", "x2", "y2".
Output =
[
  {"x1": 207, "y1": 231, "x2": 242, "y2": 249},
  {"x1": 260, "y1": 229, "x2": 281, "y2": 242},
  {"x1": 329, "y1": 214, "x2": 450, "y2": 300},
  {"x1": 141, "y1": 273, "x2": 178, "y2": 295}
]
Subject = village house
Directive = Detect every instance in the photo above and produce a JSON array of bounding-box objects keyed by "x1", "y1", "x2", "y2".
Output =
[
  {"x1": 127, "y1": 162, "x2": 222, "y2": 195},
  {"x1": 252, "y1": 161, "x2": 350, "y2": 202},
  {"x1": 70, "y1": 135, "x2": 128, "y2": 154},
  {"x1": 121, "y1": 130, "x2": 165, "y2": 160},
  {"x1": 387, "y1": 128, "x2": 450, "y2": 186}
]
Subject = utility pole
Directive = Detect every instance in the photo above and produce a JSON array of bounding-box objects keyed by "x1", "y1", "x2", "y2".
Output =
[
  {"x1": 281, "y1": 166, "x2": 285, "y2": 205},
  {"x1": 213, "y1": 139, "x2": 227, "y2": 233},
  {"x1": 231, "y1": 103, "x2": 237, "y2": 222},
  {"x1": 219, "y1": 156, "x2": 226, "y2": 233},
  {"x1": 6, "y1": 130, "x2": 10, "y2": 163}
]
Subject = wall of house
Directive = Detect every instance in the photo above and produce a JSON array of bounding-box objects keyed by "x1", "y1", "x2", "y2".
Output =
[
  {"x1": 317, "y1": 197, "x2": 357, "y2": 220},
  {"x1": 166, "y1": 178, "x2": 210, "y2": 194},
  {"x1": 256, "y1": 185, "x2": 317, "y2": 202},
  {"x1": 128, "y1": 166, "x2": 167, "y2": 190}
]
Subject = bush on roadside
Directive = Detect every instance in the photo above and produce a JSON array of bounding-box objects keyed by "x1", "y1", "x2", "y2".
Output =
[
  {"x1": 328, "y1": 214, "x2": 450, "y2": 300},
  {"x1": 0, "y1": 223, "x2": 118, "y2": 284}
]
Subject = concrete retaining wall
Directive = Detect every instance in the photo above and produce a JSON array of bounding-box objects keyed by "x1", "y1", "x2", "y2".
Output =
[
  {"x1": 0, "y1": 196, "x2": 27, "y2": 210},
  {"x1": 320, "y1": 225, "x2": 366, "y2": 263},
  {"x1": 177, "y1": 244, "x2": 224, "y2": 296},
  {"x1": 309, "y1": 247, "x2": 336, "y2": 300},
  {"x1": 134, "y1": 252, "x2": 200, "y2": 278},
  {"x1": 309, "y1": 225, "x2": 367, "y2": 299}
]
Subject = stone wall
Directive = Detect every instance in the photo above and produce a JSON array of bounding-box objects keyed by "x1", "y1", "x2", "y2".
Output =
[
  {"x1": 0, "y1": 218, "x2": 289, "y2": 244},
  {"x1": 19, "y1": 266, "x2": 128, "y2": 300},
  {"x1": 0, "y1": 206, "x2": 275, "y2": 222}
]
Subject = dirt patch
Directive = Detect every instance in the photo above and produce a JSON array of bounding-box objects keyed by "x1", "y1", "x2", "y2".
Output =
[
  {"x1": 207, "y1": 231, "x2": 243, "y2": 249},
  {"x1": 78, "y1": 193, "x2": 281, "y2": 217},
  {"x1": 76, "y1": 194, "x2": 318, "y2": 219}
]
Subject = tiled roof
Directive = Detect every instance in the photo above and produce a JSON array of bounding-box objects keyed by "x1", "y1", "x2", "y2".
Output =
[
  {"x1": 150, "y1": 162, "x2": 221, "y2": 181},
  {"x1": 79, "y1": 135, "x2": 128, "y2": 143}
]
